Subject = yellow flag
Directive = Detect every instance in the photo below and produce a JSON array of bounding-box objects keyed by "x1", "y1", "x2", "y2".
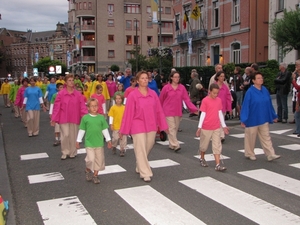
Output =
[{"x1": 190, "y1": 5, "x2": 201, "y2": 20}]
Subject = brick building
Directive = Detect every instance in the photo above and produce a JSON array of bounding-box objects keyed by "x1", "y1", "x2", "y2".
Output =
[{"x1": 172, "y1": 0, "x2": 269, "y2": 67}]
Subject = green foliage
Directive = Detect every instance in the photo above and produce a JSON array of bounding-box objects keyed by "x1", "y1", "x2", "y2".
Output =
[
  {"x1": 222, "y1": 63, "x2": 235, "y2": 80},
  {"x1": 110, "y1": 64, "x2": 120, "y2": 72},
  {"x1": 270, "y1": 9, "x2": 300, "y2": 54},
  {"x1": 33, "y1": 57, "x2": 67, "y2": 76}
]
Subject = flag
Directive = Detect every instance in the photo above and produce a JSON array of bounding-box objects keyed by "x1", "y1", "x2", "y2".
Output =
[
  {"x1": 175, "y1": 18, "x2": 179, "y2": 31},
  {"x1": 183, "y1": 11, "x2": 189, "y2": 29},
  {"x1": 190, "y1": 5, "x2": 201, "y2": 20},
  {"x1": 151, "y1": 0, "x2": 158, "y2": 23},
  {"x1": 188, "y1": 38, "x2": 192, "y2": 54}
]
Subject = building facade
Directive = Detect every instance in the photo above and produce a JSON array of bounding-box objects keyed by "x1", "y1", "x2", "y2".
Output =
[
  {"x1": 269, "y1": 0, "x2": 299, "y2": 64},
  {"x1": 172, "y1": 0, "x2": 269, "y2": 67},
  {"x1": 68, "y1": 0, "x2": 174, "y2": 74}
]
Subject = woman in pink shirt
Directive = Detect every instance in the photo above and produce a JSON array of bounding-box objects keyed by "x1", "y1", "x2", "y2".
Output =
[
  {"x1": 51, "y1": 74, "x2": 88, "y2": 160},
  {"x1": 214, "y1": 71, "x2": 232, "y2": 142},
  {"x1": 15, "y1": 78, "x2": 29, "y2": 127},
  {"x1": 159, "y1": 71, "x2": 198, "y2": 152},
  {"x1": 120, "y1": 71, "x2": 168, "y2": 182},
  {"x1": 106, "y1": 73, "x2": 117, "y2": 111}
]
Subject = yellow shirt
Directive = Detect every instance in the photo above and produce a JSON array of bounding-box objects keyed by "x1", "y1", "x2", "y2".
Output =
[
  {"x1": 56, "y1": 79, "x2": 65, "y2": 85},
  {"x1": 36, "y1": 81, "x2": 43, "y2": 89},
  {"x1": 108, "y1": 104, "x2": 125, "y2": 130},
  {"x1": 84, "y1": 81, "x2": 93, "y2": 92},
  {"x1": 0, "y1": 83, "x2": 11, "y2": 95},
  {"x1": 83, "y1": 90, "x2": 90, "y2": 100},
  {"x1": 90, "y1": 81, "x2": 110, "y2": 100}
]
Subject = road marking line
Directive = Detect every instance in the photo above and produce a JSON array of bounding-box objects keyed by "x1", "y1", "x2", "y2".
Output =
[
  {"x1": 278, "y1": 144, "x2": 300, "y2": 151},
  {"x1": 289, "y1": 163, "x2": 300, "y2": 169},
  {"x1": 229, "y1": 133, "x2": 245, "y2": 138},
  {"x1": 37, "y1": 196, "x2": 96, "y2": 225},
  {"x1": 28, "y1": 172, "x2": 64, "y2": 184},
  {"x1": 270, "y1": 129, "x2": 292, "y2": 134},
  {"x1": 194, "y1": 154, "x2": 230, "y2": 161},
  {"x1": 287, "y1": 134, "x2": 300, "y2": 139},
  {"x1": 115, "y1": 185, "x2": 205, "y2": 225},
  {"x1": 77, "y1": 148, "x2": 86, "y2": 154},
  {"x1": 20, "y1": 153, "x2": 49, "y2": 160},
  {"x1": 116, "y1": 144, "x2": 134, "y2": 150},
  {"x1": 238, "y1": 169, "x2": 300, "y2": 197},
  {"x1": 149, "y1": 159, "x2": 180, "y2": 168},
  {"x1": 156, "y1": 140, "x2": 184, "y2": 146},
  {"x1": 238, "y1": 148, "x2": 264, "y2": 155},
  {"x1": 97, "y1": 165, "x2": 126, "y2": 175},
  {"x1": 194, "y1": 137, "x2": 200, "y2": 140},
  {"x1": 180, "y1": 177, "x2": 300, "y2": 224}
]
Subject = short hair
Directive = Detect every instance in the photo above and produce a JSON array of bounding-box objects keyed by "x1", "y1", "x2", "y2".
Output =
[
  {"x1": 235, "y1": 66, "x2": 241, "y2": 74},
  {"x1": 135, "y1": 71, "x2": 148, "y2": 81},
  {"x1": 191, "y1": 69, "x2": 197, "y2": 73},
  {"x1": 65, "y1": 74, "x2": 74, "y2": 81},
  {"x1": 114, "y1": 93, "x2": 124, "y2": 101},
  {"x1": 215, "y1": 71, "x2": 225, "y2": 81},
  {"x1": 130, "y1": 77, "x2": 136, "y2": 82},
  {"x1": 22, "y1": 78, "x2": 29, "y2": 84},
  {"x1": 209, "y1": 83, "x2": 219, "y2": 91},
  {"x1": 56, "y1": 83, "x2": 63, "y2": 89},
  {"x1": 117, "y1": 83, "x2": 124, "y2": 91},
  {"x1": 295, "y1": 59, "x2": 300, "y2": 65},
  {"x1": 169, "y1": 71, "x2": 181, "y2": 84},
  {"x1": 215, "y1": 63, "x2": 222, "y2": 69},
  {"x1": 29, "y1": 77, "x2": 37, "y2": 82},
  {"x1": 280, "y1": 62, "x2": 287, "y2": 69},
  {"x1": 251, "y1": 71, "x2": 263, "y2": 81},
  {"x1": 96, "y1": 84, "x2": 103, "y2": 90},
  {"x1": 251, "y1": 63, "x2": 259, "y2": 71},
  {"x1": 87, "y1": 98, "x2": 98, "y2": 107}
]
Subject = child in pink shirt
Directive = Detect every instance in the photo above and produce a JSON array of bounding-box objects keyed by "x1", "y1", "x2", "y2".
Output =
[
  {"x1": 195, "y1": 83, "x2": 229, "y2": 172},
  {"x1": 91, "y1": 84, "x2": 106, "y2": 116}
]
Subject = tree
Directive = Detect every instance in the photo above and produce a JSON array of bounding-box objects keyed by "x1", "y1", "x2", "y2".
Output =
[
  {"x1": 33, "y1": 57, "x2": 67, "y2": 76},
  {"x1": 270, "y1": 9, "x2": 300, "y2": 58},
  {"x1": 110, "y1": 64, "x2": 120, "y2": 72}
]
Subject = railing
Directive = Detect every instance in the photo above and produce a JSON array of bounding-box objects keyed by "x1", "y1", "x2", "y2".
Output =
[
  {"x1": 81, "y1": 40, "x2": 95, "y2": 46},
  {"x1": 176, "y1": 29, "x2": 207, "y2": 43},
  {"x1": 82, "y1": 56, "x2": 95, "y2": 61},
  {"x1": 161, "y1": 41, "x2": 173, "y2": 47},
  {"x1": 160, "y1": 27, "x2": 173, "y2": 34},
  {"x1": 81, "y1": 25, "x2": 95, "y2": 31}
]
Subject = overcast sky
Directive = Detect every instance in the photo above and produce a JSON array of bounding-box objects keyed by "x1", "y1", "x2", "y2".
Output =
[{"x1": 0, "y1": 0, "x2": 68, "y2": 32}]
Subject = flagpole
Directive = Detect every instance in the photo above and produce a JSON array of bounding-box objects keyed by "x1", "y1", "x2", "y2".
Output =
[{"x1": 159, "y1": 0, "x2": 162, "y2": 76}]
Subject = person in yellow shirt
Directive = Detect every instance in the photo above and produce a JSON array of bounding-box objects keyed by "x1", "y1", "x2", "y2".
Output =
[
  {"x1": 56, "y1": 75, "x2": 65, "y2": 85},
  {"x1": 108, "y1": 94, "x2": 126, "y2": 156},
  {"x1": 84, "y1": 75, "x2": 93, "y2": 92},
  {"x1": 83, "y1": 84, "x2": 90, "y2": 101},
  {"x1": 35, "y1": 76, "x2": 43, "y2": 89},
  {"x1": 90, "y1": 74, "x2": 110, "y2": 102},
  {"x1": 0, "y1": 79, "x2": 11, "y2": 107}
]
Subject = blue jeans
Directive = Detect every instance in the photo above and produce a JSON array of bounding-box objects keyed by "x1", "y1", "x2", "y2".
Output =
[
  {"x1": 276, "y1": 93, "x2": 288, "y2": 120},
  {"x1": 295, "y1": 111, "x2": 300, "y2": 134}
]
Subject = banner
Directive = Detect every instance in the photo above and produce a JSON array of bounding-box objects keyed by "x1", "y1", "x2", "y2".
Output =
[
  {"x1": 183, "y1": 11, "x2": 189, "y2": 29},
  {"x1": 74, "y1": 24, "x2": 81, "y2": 51},
  {"x1": 67, "y1": 51, "x2": 71, "y2": 69},
  {"x1": 188, "y1": 38, "x2": 193, "y2": 54},
  {"x1": 35, "y1": 52, "x2": 39, "y2": 63},
  {"x1": 190, "y1": 5, "x2": 201, "y2": 20},
  {"x1": 151, "y1": 0, "x2": 158, "y2": 23}
]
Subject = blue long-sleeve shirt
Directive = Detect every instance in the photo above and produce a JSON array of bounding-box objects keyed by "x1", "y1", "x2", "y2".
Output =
[
  {"x1": 119, "y1": 75, "x2": 132, "y2": 90},
  {"x1": 148, "y1": 80, "x2": 160, "y2": 96},
  {"x1": 240, "y1": 85, "x2": 277, "y2": 127}
]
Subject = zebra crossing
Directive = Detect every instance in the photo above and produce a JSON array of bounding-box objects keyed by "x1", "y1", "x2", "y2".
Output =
[{"x1": 19, "y1": 128, "x2": 300, "y2": 224}]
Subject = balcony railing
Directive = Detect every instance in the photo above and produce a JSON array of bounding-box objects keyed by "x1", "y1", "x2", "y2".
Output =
[
  {"x1": 81, "y1": 25, "x2": 95, "y2": 31},
  {"x1": 177, "y1": 29, "x2": 207, "y2": 43},
  {"x1": 161, "y1": 41, "x2": 173, "y2": 47},
  {"x1": 81, "y1": 40, "x2": 95, "y2": 46},
  {"x1": 82, "y1": 56, "x2": 95, "y2": 61},
  {"x1": 160, "y1": 27, "x2": 173, "y2": 34}
]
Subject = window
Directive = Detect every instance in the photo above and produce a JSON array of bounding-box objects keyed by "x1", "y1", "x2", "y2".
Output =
[
  {"x1": 126, "y1": 36, "x2": 132, "y2": 45},
  {"x1": 213, "y1": 1, "x2": 219, "y2": 28},
  {"x1": 108, "y1": 50, "x2": 115, "y2": 58},
  {"x1": 108, "y1": 19, "x2": 114, "y2": 27},
  {"x1": 79, "y1": 2, "x2": 82, "y2": 10},
  {"x1": 278, "y1": 0, "x2": 284, "y2": 11},
  {"x1": 147, "y1": 21, "x2": 153, "y2": 28},
  {"x1": 165, "y1": 7, "x2": 171, "y2": 14},
  {"x1": 232, "y1": 43, "x2": 241, "y2": 64},
  {"x1": 133, "y1": 20, "x2": 140, "y2": 29},
  {"x1": 233, "y1": 0, "x2": 240, "y2": 23},
  {"x1": 147, "y1": 36, "x2": 153, "y2": 43},
  {"x1": 83, "y1": 2, "x2": 87, "y2": 9},
  {"x1": 176, "y1": 51, "x2": 180, "y2": 67},
  {"x1": 146, "y1": 6, "x2": 151, "y2": 14},
  {"x1": 88, "y1": 2, "x2": 92, "y2": 10},
  {"x1": 108, "y1": 35, "x2": 114, "y2": 42},
  {"x1": 134, "y1": 36, "x2": 139, "y2": 45},
  {"x1": 126, "y1": 51, "x2": 132, "y2": 60},
  {"x1": 124, "y1": 4, "x2": 140, "y2": 13},
  {"x1": 126, "y1": 20, "x2": 132, "y2": 29},
  {"x1": 108, "y1": 4, "x2": 114, "y2": 12}
]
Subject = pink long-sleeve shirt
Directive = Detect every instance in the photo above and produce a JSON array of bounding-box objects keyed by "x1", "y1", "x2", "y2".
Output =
[
  {"x1": 215, "y1": 82, "x2": 232, "y2": 113},
  {"x1": 14, "y1": 86, "x2": 26, "y2": 107},
  {"x1": 106, "y1": 80, "x2": 117, "y2": 97},
  {"x1": 120, "y1": 88, "x2": 168, "y2": 135},
  {"x1": 51, "y1": 88, "x2": 88, "y2": 125},
  {"x1": 159, "y1": 83, "x2": 198, "y2": 116}
]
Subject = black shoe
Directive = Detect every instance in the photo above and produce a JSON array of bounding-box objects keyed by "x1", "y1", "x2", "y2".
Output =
[
  {"x1": 189, "y1": 113, "x2": 196, "y2": 117},
  {"x1": 277, "y1": 120, "x2": 282, "y2": 123},
  {"x1": 293, "y1": 131, "x2": 298, "y2": 135},
  {"x1": 289, "y1": 120, "x2": 296, "y2": 124},
  {"x1": 298, "y1": 134, "x2": 300, "y2": 137}
]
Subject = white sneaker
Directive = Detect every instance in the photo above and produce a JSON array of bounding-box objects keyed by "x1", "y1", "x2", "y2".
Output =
[{"x1": 267, "y1": 154, "x2": 281, "y2": 161}]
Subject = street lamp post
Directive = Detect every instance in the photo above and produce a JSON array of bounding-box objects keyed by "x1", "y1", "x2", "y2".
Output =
[
  {"x1": 134, "y1": 18, "x2": 138, "y2": 73},
  {"x1": 158, "y1": 0, "x2": 162, "y2": 76}
]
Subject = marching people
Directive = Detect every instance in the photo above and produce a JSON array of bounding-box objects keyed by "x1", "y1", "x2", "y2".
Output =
[
  {"x1": 0, "y1": 79, "x2": 11, "y2": 108},
  {"x1": 90, "y1": 84, "x2": 106, "y2": 116},
  {"x1": 160, "y1": 71, "x2": 198, "y2": 152},
  {"x1": 240, "y1": 72, "x2": 281, "y2": 161},
  {"x1": 15, "y1": 78, "x2": 29, "y2": 127},
  {"x1": 120, "y1": 71, "x2": 168, "y2": 182},
  {"x1": 51, "y1": 74, "x2": 88, "y2": 160},
  {"x1": 291, "y1": 60, "x2": 300, "y2": 137}
]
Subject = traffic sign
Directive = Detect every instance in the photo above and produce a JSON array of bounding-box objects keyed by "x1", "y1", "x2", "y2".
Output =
[
  {"x1": 56, "y1": 65, "x2": 62, "y2": 74},
  {"x1": 49, "y1": 66, "x2": 55, "y2": 75},
  {"x1": 33, "y1": 68, "x2": 38, "y2": 76}
]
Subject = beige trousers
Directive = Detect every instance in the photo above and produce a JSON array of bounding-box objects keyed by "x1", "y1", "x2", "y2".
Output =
[
  {"x1": 85, "y1": 147, "x2": 105, "y2": 171},
  {"x1": 166, "y1": 116, "x2": 181, "y2": 149},
  {"x1": 60, "y1": 123, "x2": 79, "y2": 157},
  {"x1": 112, "y1": 130, "x2": 127, "y2": 150},
  {"x1": 132, "y1": 131, "x2": 156, "y2": 179},
  {"x1": 14, "y1": 105, "x2": 20, "y2": 117},
  {"x1": 244, "y1": 122, "x2": 275, "y2": 158},
  {"x1": 26, "y1": 110, "x2": 40, "y2": 135},
  {"x1": 20, "y1": 108, "x2": 27, "y2": 127},
  {"x1": 199, "y1": 128, "x2": 222, "y2": 154}
]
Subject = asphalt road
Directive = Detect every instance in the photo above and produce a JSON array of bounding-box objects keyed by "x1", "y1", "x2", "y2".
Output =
[{"x1": 1, "y1": 97, "x2": 300, "y2": 225}]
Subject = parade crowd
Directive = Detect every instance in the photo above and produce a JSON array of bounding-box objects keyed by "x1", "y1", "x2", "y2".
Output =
[{"x1": 1, "y1": 60, "x2": 300, "y2": 184}]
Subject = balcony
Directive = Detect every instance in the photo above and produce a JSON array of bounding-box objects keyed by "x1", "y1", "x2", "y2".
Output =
[
  {"x1": 81, "y1": 40, "x2": 95, "y2": 47},
  {"x1": 161, "y1": 41, "x2": 173, "y2": 47},
  {"x1": 177, "y1": 29, "x2": 207, "y2": 44},
  {"x1": 82, "y1": 56, "x2": 95, "y2": 62},
  {"x1": 160, "y1": 27, "x2": 173, "y2": 34},
  {"x1": 81, "y1": 25, "x2": 95, "y2": 31}
]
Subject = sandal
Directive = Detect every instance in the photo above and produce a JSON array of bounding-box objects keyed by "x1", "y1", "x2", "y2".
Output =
[
  {"x1": 215, "y1": 164, "x2": 226, "y2": 172},
  {"x1": 92, "y1": 176, "x2": 100, "y2": 184},
  {"x1": 85, "y1": 171, "x2": 93, "y2": 181},
  {"x1": 120, "y1": 150, "x2": 125, "y2": 157}
]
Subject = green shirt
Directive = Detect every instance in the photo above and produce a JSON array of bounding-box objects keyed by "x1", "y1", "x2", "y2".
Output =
[
  {"x1": 50, "y1": 93, "x2": 57, "y2": 104},
  {"x1": 79, "y1": 114, "x2": 109, "y2": 147}
]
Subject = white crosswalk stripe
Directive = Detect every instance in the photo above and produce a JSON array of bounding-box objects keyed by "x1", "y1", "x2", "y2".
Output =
[
  {"x1": 28, "y1": 172, "x2": 64, "y2": 184},
  {"x1": 179, "y1": 177, "x2": 300, "y2": 224},
  {"x1": 20, "y1": 152, "x2": 49, "y2": 160},
  {"x1": 115, "y1": 185, "x2": 206, "y2": 225},
  {"x1": 238, "y1": 169, "x2": 300, "y2": 197}
]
